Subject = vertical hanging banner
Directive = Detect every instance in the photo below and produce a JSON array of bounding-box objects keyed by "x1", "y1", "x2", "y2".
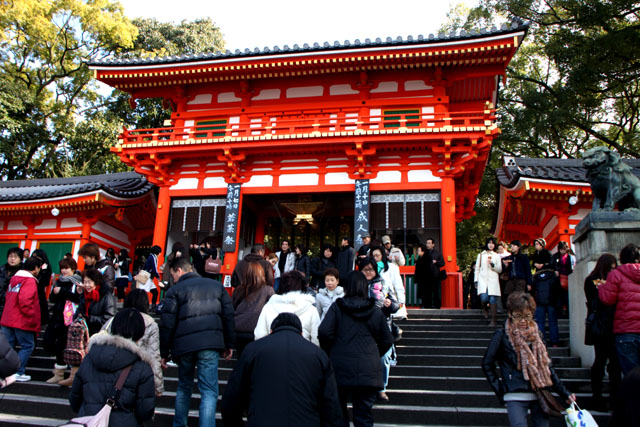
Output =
[
  {"x1": 222, "y1": 183, "x2": 241, "y2": 253},
  {"x1": 354, "y1": 179, "x2": 370, "y2": 252}
]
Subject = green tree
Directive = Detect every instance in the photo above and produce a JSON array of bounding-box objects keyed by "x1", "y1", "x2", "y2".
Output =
[
  {"x1": 52, "y1": 17, "x2": 227, "y2": 177},
  {"x1": 449, "y1": 0, "x2": 640, "y2": 273},
  {"x1": 0, "y1": 3, "x2": 226, "y2": 179},
  {"x1": 0, "y1": 0, "x2": 138, "y2": 179}
]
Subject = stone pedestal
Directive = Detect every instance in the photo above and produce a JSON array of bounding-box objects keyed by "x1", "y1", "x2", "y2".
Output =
[{"x1": 570, "y1": 211, "x2": 640, "y2": 367}]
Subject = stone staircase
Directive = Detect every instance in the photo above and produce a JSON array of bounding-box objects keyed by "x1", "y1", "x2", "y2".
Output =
[{"x1": 0, "y1": 309, "x2": 611, "y2": 426}]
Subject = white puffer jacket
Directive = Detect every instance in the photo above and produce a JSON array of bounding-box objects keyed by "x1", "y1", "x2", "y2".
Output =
[
  {"x1": 254, "y1": 291, "x2": 320, "y2": 345},
  {"x1": 380, "y1": 263, "x2": 407, "y2": 319}
]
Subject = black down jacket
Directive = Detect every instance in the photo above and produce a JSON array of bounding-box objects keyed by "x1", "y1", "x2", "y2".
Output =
[
  {"x1": 160, "y1": 272, "x2": 235, "y2": 359},
  {"x1": 531, "y1": 269, "x2": 561, "y2": 306},
  {"x1": 318, "y1": 296, "x2": 393, "y2": 389},
  {"x1": 69, "y1": 334, "x2": 155, "y2": 426},
  {"x1": 80, "y1": 283, "x2": 117, "y2": 336},
  {"x1": 481, "y1": 328, "x2": 572, "y2": 405},
  {"x1": 221, "y1": 324, "x2": 343, "y2": 427}
]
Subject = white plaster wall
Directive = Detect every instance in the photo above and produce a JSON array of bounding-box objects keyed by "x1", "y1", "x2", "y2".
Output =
[
  {"x1": 35, "y1": 219, "x2": 57, "y2": 229},
  {"x1": 370, "y1": 171, "x2": 402, "y2": 184},
  {"x1": 7, "y1": 221, "x2": 27, "y2": 230},
  {"x1": 244, "y1": 175, "x2": 274, "y2": 187},
  {"x1": 279, "y1": 174, "x2": 319, "y2": 186},
  {"x1": 171, "y1": 178, "x2": 200, "y2": 190},
  {"x1": 203, "y1": 177, "x2": 228, "y2": 188},
  {"x1": 61, "y1": 218, "x2": 81, "y2": 228},
  {"x1": 325, "y1": 173, "x2": 354, "y2": 185},
  {"x1": 93, "y1": 221, "x2": 130, "y2": 247},
  {"x1": 408, "y1": 170, "x2": 441, "y2": 182}
]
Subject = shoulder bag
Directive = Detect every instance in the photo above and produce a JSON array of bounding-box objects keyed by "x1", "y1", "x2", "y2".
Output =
[
  {"x1": 536, "y1": 388, "x2": 565, "y2": 417},
  {"x1": 204, "y1": 254, "x2": 222, "y2": 274},
  {"x1": 57, "y1": 365, "x2": 133, "y2": 427}
]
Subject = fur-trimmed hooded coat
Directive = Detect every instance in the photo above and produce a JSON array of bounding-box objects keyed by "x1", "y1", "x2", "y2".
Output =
[
  {"x1": 102, "y1": 312, "x2": 164, "y2": 395},
  {"x1": 69, "y1": 334, "x2": 155, "y2": 426}
]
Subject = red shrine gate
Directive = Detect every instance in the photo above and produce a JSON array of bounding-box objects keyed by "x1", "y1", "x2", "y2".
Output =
[{"x1": 90, "y1": 22, "x2": 527, "y2": 308}]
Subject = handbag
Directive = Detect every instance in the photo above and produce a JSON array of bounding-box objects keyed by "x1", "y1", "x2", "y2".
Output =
[
  {"x1": 438, "y1": 269, "x2": 447, "y2": 281},
  {"x1": 204, "y1": 255, "x2": 222, "y2": 274},
  {"x1": 585, "y1": 299, "x2": 607, "y2": 339},
  {"x1": 535, "y1": 388, "x2": 566, "y2": 417},
  {"x1": 57, "y1": 365, "x2": 133, "y2": 427},
  {"x1": 564, "y1": 402, "x2": 598, "y2": 427},
  {"x1": 63, "y1": 284, "x2": 78, "y2": 326},
  {"x1": 390, "y1": 319, "x2": 402, "y2": 343}
]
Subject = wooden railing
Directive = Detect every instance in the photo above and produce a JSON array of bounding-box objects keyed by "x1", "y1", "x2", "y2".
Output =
[{"x1": 120, "y1": 107, "x2": 493, "y2": 145}]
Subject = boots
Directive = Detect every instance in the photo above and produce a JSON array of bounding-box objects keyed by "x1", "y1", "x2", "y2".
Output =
[
  {"x1": 489, "y1": 303, "x2": 497, "y2": 326},
  {"x1": 46, "y1": 364, "x2": 66, "y2": 384},
  {"x1": 58, "y1": 366, "x2": 78, "y2": 387},
  {"x1": 482, "y1": 304, "x2": 489, "y2": 319}
]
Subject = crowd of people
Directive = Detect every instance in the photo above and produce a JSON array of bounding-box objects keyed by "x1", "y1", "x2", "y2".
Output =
[{"x1": 0, "y1": 237, "x2": 637, "y2": 426}]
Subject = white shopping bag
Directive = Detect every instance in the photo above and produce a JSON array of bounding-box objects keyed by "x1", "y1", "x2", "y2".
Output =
[
  {"x1": 57, "y1": 403, "x2": 113, "y2": 427},
  {"x1": 564, "y1": 402, "x2": 598, "y2": 427}
]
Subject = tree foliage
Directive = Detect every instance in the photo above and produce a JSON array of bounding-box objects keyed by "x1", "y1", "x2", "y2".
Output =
[
  {"x1": 0, "y1": 1, "x2": 225, "y2": 180},
  {"x1": 450, "y1": 0, "x2": 640, "y2": 270}
]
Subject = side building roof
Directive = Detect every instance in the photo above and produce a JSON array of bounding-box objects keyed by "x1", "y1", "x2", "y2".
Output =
[
  {"x1": 496, "y1": 156, "x2": 640, "y2": 189},
  {"x1": 0, "y1": 172, "x2": 154, "y2": 202}
]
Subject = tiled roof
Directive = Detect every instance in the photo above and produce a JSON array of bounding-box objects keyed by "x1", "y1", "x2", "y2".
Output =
[
  {"x1": 89, "y1": 20, "x2": 528, "y2": 67},
  {"x1": 0, "y1": 172, "x2": 154, "y2": 202},
  {"x1": 497, "y1": 157, "x2": 640, "y2": 188}
]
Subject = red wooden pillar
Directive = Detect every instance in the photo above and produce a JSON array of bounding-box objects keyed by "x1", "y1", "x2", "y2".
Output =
[
  {"x1": 557, "y1": 214, "x2": 571, "y2": 245},
  {"x1": 254, "y1": 214, "x2": 265, "y2": 245},
  {"x1": 440, "y1": 176, "x2": 459, "y2": 308},
  {"x1": 78, "y1": 216, "x2": 97, "y2": 271},
  {"x1": 152, "y1": 185, "x2": 171, "y2": 266}
]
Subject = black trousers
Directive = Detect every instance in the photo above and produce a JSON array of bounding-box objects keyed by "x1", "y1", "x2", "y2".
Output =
[
  {"x1": 115, "y1": 277, "x2": 129, "y2": 300},
  {"x1": 338, "y1": 386, "x2": 377, "y2": 427},
  {"x1": 591, "y1": 337, "x2": 621, "y2": 400},
  {"x1": 419, "y1": 280, "x2": 441, "y2": 308}
]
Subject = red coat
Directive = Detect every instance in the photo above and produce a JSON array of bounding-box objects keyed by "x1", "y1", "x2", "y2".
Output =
[
  {"x1": 0, "y1": 270, "x2": 41, "y2": 333},
  {"x1": 598, "y1": 263, "x2": 640, "y2": 334}
]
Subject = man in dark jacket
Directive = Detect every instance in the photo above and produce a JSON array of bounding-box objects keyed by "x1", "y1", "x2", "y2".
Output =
[
  {"x1": 221, "y1": 313, "x2": 343, "y2": 427},
  {"x1": 414, "y1": 244, "x2": 433, "y2": 309},
  {"x1": 78, "y1": 243, "x2": 116, "y2": 290},
  {"x1": 336, "y1": 237, "x2": 355, "y2": 280},
  {"x1": 424, "y1": 238, "x2": 445, "y2": 309},
  {"x1": 160, "y1": 257, "x2": 235, "y2": 427},
  {"x1": 231, "y1": 244, "x2": 274, "y2": 288}
]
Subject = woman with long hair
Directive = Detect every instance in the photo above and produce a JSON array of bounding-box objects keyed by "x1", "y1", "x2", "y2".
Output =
[
  {"x1": 482, "y1": 292, "x2": 575, "y2": 426},
  {"x1": 44, "y1": 257, "x2": 82, "y2": 385},
  {"x1": 233, "y1": 260, "x2": 275, "y2": 356},
  {"x1": 474, "y1": 237, "x2": 502, "y2": 326},
  {"x1": 584, "y1": 253, "x2": 620, "y2": 410},
  {"x1": 32, "y1": 248, "x2": 52, "y2": 326},
  {"x1": 294, "y1": 244, "x2": 311, "y2": 282},
  {"x1": 318, "y1": 270, "x2": 394, "y2": 426}
]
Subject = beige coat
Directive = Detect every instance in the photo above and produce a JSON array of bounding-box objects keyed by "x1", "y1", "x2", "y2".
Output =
[{"x1": 474, "y1": 250, "x2": 502, "y2": 296}]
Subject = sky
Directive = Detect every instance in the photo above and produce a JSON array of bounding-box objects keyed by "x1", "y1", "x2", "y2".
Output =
[{"x1": 118, "y1": 0, "x2": 480, "y2": 52}]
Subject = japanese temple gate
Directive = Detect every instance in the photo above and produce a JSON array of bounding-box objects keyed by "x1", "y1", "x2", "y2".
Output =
[{"x1": 90, "y1": 22, "x2": 527, "y2": 307}]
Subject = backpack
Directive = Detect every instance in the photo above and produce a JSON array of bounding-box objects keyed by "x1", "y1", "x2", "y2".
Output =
[{"x1": 64, "y1": 318, "x2": 89, "y2": 366}]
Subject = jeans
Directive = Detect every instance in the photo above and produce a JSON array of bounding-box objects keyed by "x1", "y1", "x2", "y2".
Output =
[
  {"x1": 274, "y1": 278, "x2": 280, "y2": 293},
  {"x1": 615, "y1": 333, "x2": 640, "y2": 376},
  {"x1": 534, "y1": 304, "x2": 560, "y2": 344},
  {"x1": 480, "y1": 292, "x2": 498, "y2": 305},
  {"x1": 505, "y1": 400, "x2": 549, "y2": 427},
  {"x1": 2, "y1": 327, "x2": 35, "y2": 375},
  {"x1": 174, "y1": 350, "x2": 220, "y2": 427},
  {"x1": 380, "y1": 345, "x2": 393, "y2": 392}
]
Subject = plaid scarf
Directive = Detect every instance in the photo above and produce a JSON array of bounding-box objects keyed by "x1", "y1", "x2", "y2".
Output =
[{"x1": 505, "y1": 318, "x2": 554, "y2": 390}]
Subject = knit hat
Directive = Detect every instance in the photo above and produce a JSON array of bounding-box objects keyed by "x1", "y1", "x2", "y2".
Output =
[
  {"x1": 534, "y1": 238, "x2": 546, "y2": 248},
  {"x1": 511, "y1": 240, "x2": 522, "y2": 247}
]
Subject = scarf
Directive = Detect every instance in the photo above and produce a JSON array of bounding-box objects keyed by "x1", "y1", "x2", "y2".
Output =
[
  {"x1": 505, "y1": 318, "x2": 554, "y2": 390},
  {"x1": 83, "y1": 286, "x2": 100, "y2": 317}
]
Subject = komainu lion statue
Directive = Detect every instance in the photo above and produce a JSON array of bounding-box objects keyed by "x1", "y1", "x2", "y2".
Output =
[{"x1": 582, "y1": 147, "x2": 640, "y2": 211}]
